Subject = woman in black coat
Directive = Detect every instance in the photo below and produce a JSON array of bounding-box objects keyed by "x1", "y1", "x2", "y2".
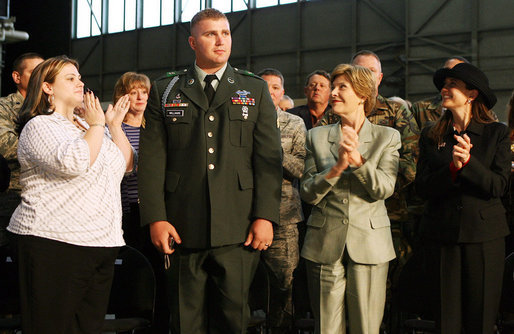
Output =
[{"x1": 415, "y1": 63, "x2": 511, "y2": 334}]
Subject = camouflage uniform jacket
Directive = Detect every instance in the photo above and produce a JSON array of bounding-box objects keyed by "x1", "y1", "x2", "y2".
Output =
[
  {"x1": 412, "y1": 94, "x2": 442, "y2": 130},
  {"x1": 278, "y1": 107, "x2": 306, "y2": 225},
  {"x1": 412, "y1": 94, "x2": 498, "y2": 131},
  {"x1": 319, "y1": 94, "x2": 420, "y2": 221},
  {"x1": 0, "y1": 91, "x2": 24, "y2": 216}
]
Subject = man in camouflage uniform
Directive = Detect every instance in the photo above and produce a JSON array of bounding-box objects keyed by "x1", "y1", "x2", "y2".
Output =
[
  {"x1": 258, "y1": 68, "x2": 306, "y2": 334},
  {"x1": 0, "y1": 52, "x2": 43, "y2": 251}
]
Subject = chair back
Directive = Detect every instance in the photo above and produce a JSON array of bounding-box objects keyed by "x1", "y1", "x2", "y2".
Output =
[
  {"x1": 0, "y1": 252, "x2": 19, "y2": 315},
  {"x1": 0, "y1": 250, "x2": 22, "y2": 331},
  {"x1": 106, "y1": 246, "x2": 156, "y2": 322}
]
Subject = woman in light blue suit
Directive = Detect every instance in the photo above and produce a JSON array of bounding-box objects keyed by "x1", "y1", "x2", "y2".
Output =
[{"x1": 301, "y1": 64, "x2": 401, "y2": 334}]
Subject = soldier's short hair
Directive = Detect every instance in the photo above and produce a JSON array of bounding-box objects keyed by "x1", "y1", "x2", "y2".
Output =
[
  {"x1": 280, "y1": 95, "x2": 294, "y2": 110},
  {"x1": 13, "y1": 52, "x2": 44, "y2": 74},
  {"x1": 442, "y1": 56, "x2": 470, "y2": 68},
  {"x1": 304, "y1": 70, "x2": 330, "y2": 87},
  {"x1": 190, "y1": 8, "x2": 227, "y2": 32},
  {"x1": 257, "y1": 68, "x2": 284, "y2": 87},
  {"x1": 351, "y1": 50, "x2": 381, "y2": 65},
  {"x1": 330, "y1": 64, "x2": 377, "y2": 115},
  {"x1": 113, "y1": 72, "x2": 151, "y2": 104}
]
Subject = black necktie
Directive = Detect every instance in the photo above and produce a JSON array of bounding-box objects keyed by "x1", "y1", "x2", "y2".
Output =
[{"x1": 204, "y1": 75, "x2": 217, "y2": 105}]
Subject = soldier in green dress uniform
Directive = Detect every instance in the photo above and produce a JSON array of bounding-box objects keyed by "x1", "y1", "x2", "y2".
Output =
[{"x1": 138, "y1": 8, "x2": 282, "y2": 334}]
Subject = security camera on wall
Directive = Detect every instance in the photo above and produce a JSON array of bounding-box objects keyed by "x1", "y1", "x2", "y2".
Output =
[{"x1": 0, "y1": 0, "x2": 28, "y2": 45}]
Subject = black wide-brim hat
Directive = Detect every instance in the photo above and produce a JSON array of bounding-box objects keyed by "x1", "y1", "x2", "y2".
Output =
[{"x1": 433, "y1": 63, "x2": 497, "y2": 109}]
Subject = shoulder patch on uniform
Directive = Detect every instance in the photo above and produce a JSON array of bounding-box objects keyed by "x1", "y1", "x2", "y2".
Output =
[
  {"x1": 234, "y1": 68, "x2": 263, "y2": 80},
  {"x1": 156, "y1": 69, "x2": 187, "y2": 81}
]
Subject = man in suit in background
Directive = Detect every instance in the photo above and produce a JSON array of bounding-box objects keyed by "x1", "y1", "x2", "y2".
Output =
[
  {"x1": 287, "y1": 70, "x2": 331, "y2": 130},
  {"x1": 138, "y1": 8, "x2": 282, "y2": 334}
]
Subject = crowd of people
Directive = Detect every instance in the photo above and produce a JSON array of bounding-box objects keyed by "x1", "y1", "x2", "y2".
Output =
[{"x1": 0, "y1": 7, "x2": 513, "y2": 334}]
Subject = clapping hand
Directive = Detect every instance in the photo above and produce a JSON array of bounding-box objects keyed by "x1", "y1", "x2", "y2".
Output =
[
  {"x1": 105, "y1": 94, "x2": 130, "y2": 128},
  {"x1": 452, "y1": 133, "x2": 473, "y2": 169},
  {"x1": 83, "y1": 91, "x2": 106, "y2": 127},
  {"x1": 341, "y1": 125, "x2": 363, "y2": 167}
]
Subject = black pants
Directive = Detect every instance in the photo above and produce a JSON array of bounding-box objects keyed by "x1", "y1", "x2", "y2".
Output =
[
  {"x1": 15, "y1": 234, "x2": 119, "y2": 334},
  {"x1": 168, "y1": 244, "x2": 260, "y2": 334},
  {"x1": 424, "y1": 238, "x2": 505, "y2": 334}
]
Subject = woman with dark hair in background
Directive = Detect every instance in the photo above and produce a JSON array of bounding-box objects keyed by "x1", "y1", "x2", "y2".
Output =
[
  {"x1": 415, "y1": 63, "x2": 510, "y2": 333},
  {"x1": 8, "y1": 55, "x2": 133, "y2": 333}
]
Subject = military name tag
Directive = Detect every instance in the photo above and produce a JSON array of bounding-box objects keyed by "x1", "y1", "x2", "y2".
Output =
[{"x1": 166, "y1": 109, "x2": 184, "y2": 117}]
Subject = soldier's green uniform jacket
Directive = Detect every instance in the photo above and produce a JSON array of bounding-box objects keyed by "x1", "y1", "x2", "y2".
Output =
[
  {"x1": 412, "y1": 94, "x2": 498, "y2": 130},
  {"x1": 138, "y1": 64, "x2": 283, "y2": 249},
  {"x1": 319, "y1": 94, "x2": 420, "y2": 222}
]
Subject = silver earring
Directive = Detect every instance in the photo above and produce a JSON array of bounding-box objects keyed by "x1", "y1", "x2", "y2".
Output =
[
  {"x1": 467, "y1": 98, "x2": 472, "y2": 104},
  {"x1": 48, "y1": 95, "x2": 55, "y2": 110}
]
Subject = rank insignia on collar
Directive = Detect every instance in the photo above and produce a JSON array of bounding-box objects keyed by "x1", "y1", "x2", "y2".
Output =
[
  {"x1": 188, "y1": 78, "x2": 195, "y2": 85},
  {"x1": 228, "y1": 77, "x2": 235, "y2": 84},
  {"x1": 231, "y1": 90, "x2": 256, "y2": 106}
]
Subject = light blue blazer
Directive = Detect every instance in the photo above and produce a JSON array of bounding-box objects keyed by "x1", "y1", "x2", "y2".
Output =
[{"x1": 300, "y1": 119, "x2": 400, "y2": 265}]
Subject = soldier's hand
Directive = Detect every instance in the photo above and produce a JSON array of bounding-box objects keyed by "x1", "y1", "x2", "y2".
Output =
[
  {"x1": 244, "y1": 218, "x2": 274, "y2": 251},
  {"x1": 149, "y1": 220, "x2": 182, "y2": 255}
]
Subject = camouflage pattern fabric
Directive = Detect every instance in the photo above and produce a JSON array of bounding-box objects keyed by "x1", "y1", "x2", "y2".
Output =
[
  {"x1": 411, "y1": 94, "x2": 443, "y2": 130},
  {"x1": 0, "y1": 91, "x2": 24, "y2": 246},
  {"x1": 261, "y1": 223, "x2": 300, "y2": 333}
]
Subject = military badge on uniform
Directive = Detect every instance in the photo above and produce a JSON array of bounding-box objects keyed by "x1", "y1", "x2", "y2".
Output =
[
  {"x1": 165, "y1": 101, "x2": 189, "y2": 108},
  {"x1": 165, "y1": 97, "x2": 187, "y2": 121},
  {"x1": 187, "y1": 78, "x2": 195, "y2": 85},
  {"x1": 232, "y1": 90, "x2": 255, "y2": 120},
  {"x1": 242, "y1": 106, "x2": 249, "y2": 119},
  {"x1": 231, "y1": 90, "x2": 255, "y2": 106},
  {"x1": 228, "y1": 77, "x2": 235, "y2": 84}
]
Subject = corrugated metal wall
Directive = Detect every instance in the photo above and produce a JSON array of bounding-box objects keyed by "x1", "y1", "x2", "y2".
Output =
[{"x1": 70, "y1": 0, "x2": 514, "y2": 120}]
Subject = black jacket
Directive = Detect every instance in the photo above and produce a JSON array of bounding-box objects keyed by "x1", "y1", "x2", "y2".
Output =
[{"x1": 415, "y1": 120, "x2": 511, "y2": 243}]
